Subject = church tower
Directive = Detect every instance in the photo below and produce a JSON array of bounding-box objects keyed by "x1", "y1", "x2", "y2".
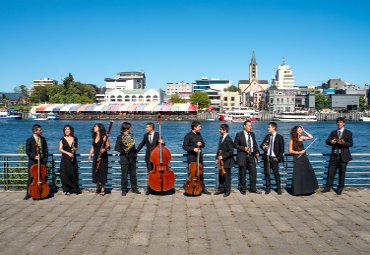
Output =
[{"x1": 249, "y1": 50, "x2": 258, "y2": 81}]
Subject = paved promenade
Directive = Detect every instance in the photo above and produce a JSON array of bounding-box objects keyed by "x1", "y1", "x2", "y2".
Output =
[{"x1": 0, "y1": 189, "x2": 369, "y2": 255}]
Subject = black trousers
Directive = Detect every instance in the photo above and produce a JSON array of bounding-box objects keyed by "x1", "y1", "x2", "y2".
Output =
[
  {"x1": 121, "y1": 161, "x2": 138, "y2": 190},
  {"x1": 325, "y1": 155, "x2": 347, "y2": 192},
  {"x1": 264, "y1": 157, "x2": 281, "y2": 190},
  {"x1": 239, "y1": 156, "x2": 257, "y2": 191},
  {"x1": 218, "y1": 168, "x2": 231, "y2": 192}
]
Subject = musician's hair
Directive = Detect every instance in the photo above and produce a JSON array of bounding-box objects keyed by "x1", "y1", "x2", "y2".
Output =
[
  {"x1": 32, "y1": 124, "x2": 41, "y2": 133},
  {"x1": 290, "y1": 126, "x2": 301, "y2": 151},
  {"x1": 91, "y1": 123, "x2": 106, "y2": 139},
  {"x1": 146, "y1": 122, "x2": 155, "y2": 129},
  {"x1": 63, "y1": 125, "x2": 74, "y2": 137},
  {"x1": 243, "y1": 120, "x2": 252, "y2": 126},
  {"x1": 336, "y1": 117, "x2": 345, "y2": 123},
  {"x1": 121, "y1": 122, "x2": 132, "y2": 134},
  {"x1": 191, "y1": 121, "x2": 201, "y2": 130},
  {"x1": 220, "y1": 123, "x2": 229, "y2": 132},
  {"x1": 269, "y1": 122, "x2": 277, "y2": 130}
]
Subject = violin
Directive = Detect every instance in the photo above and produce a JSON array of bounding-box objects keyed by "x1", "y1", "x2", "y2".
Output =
[
  {"x1": 148, "y1": 114, "x2": 175, "y2": 192},
  {"x1": 218, "y1": 150, "x2": 226, "y2": 176},
  {"x1": 184, "y1": 145, "x2": 203, "y2": 196},
  {"x1": 28, "y1": 142, "x2": 50, "y2": 200}
]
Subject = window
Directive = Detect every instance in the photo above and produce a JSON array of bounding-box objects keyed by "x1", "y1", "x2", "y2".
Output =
[
  {"x1": 146, "y1": 95, "x2": 151, "y2": 102},
  {"x1": 281, "y1": 98, "x2": 284, "y2": 103},
  {"x1": 125, "y1": 95, "x2": 130, "y2": 102},
  {"x1": 223, "y1": 97, "x2": 227, "y2": 101},
  {"x1": 132, "y1": 95, "x2": 137, "y2": 102},
  {"x1": 153, "y1": 95, "x2": 159, "y2": 102},
  {"x1": 110, "y1": 95, "x2": 116, "y2": 102},
  {"x1": 117, "y1": 95, "x2": 123, "y2": 102},
  {"x1": 231, "y1": 97, "x2": 235, "y2": 101}
]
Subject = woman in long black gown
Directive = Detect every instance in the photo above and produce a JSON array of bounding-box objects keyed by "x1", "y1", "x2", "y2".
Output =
[
  {"x1": 59, "y1": 125, "x2": 81, "y2": 195},
  {"x1": 88, "y1": 123, "x2": 110, "y2": 196},
  {"x1": 289, "y1": 126, "x2": 318, "y2": 196}
]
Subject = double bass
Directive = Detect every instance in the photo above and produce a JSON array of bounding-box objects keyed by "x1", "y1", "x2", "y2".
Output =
[
  {"x1": 148, "y1": 114, "x2": 175, "y2": 192},
  {"x1": 184, "y1": 146, "x2": 203, "y2": 196},
  {"x1": 28, "y1": 143, "x2": 50, "y2": 200}
]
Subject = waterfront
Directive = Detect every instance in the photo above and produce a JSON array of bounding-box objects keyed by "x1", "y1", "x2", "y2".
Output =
[{"x1": 0, "y1": 119, "x2": 369, "y2": 155}]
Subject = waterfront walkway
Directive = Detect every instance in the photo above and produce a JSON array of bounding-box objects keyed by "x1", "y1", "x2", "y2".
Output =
[{"x1": 0, "y1": 189, "x2": 369, "y2": 255}]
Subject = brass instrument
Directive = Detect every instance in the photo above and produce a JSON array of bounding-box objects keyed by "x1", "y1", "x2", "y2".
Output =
[
  {"x1": 218, "y1": 150, "x2": 226, "y2": 176},
  {"x1": 122, "y1": 132, "x2": 135, "y2": 153}
]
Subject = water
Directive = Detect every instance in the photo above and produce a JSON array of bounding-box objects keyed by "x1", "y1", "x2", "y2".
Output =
[{"x1": 0, "y1": 119, "x2": 368, "y2": 154}]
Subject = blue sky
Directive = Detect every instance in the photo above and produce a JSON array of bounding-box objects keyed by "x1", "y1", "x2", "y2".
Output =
[{"x1": 1, "y1": 0, "x2": 369, "y2": 91}]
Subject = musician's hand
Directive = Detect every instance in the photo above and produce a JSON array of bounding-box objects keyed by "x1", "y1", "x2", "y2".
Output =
[
  {"x1": 71, "y1": 147, "x2": 77, "y2": 152},
  {"x1": 194, "y1": 148, "x2": 200, "y2": 153},
  {"x1": 218, "y1": 155, "x2": 223, "y2": 160},
  {"x1": 100, "y1": 148, "x2": 106, "y2": 154},
  {"x1": 245, "y1": 147, "x2": 250, "y2": 153},
  {"x1": 197, "y1": 142, "x2": 202, "y2": 147},
  {"x1": 263, "y1": 145, "x2": 269, "y2": 150},
  {"x1": 215, "y1": 160, "x2": 219, "y2": 165},
  {"x1": 273, "y1": 157, "x2": 278, "y2": 162},
  {"x1": 68, "y1": 152, "x2": 74, "y2": 158},
  {"x1": 35, "y1": 155, "x2": 39, "y2": 160},
  {"x1": 337, "y1": 139, "x2": 344, "y2": 145},
  {"x1": 88, "y1": 155, "x2": 92, "y2": 161},
  {"x1": 330, "y1": 139, "x2": 337, "y2": 145},
  {"x1": 159, "y1": 139, "x2": 164, "y2": 144},
  {"x1": 298, "y1": 150, "x2": 305, "y2": 154}
]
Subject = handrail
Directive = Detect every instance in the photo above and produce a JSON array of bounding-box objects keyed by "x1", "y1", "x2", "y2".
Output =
[{"x1": 1, "y1": 153, "x2": 370, "y2": 190}]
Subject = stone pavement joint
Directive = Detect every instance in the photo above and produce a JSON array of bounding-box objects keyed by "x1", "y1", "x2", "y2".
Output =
[{"x1": 0, "y1": 189, "x2": 369, "y2": 255}]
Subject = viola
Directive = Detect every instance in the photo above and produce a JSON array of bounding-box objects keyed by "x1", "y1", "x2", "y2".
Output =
[
  {"x1": 95, "y1": 121, "x2": 113, "y2": 172},
  {"x1": 218, "y1": 150, "x2": 226, "y2": 176},
  {"x1": 184, "y1": 146, "x2": 203, "y2": 196},
  {"x1": 28, "y1": 142, "x2": 50, "y2": 200},
  {"x1": 148, "y1": 114, "x2": 175, "y2": 192}
]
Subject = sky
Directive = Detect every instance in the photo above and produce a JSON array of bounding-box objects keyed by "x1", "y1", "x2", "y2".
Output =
[{"x1": 1, "y1": 0, "x2": 370, "y2": 91}]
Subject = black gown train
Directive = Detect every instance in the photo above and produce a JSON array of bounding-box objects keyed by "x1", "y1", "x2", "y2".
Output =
[
  {"x1": 292, "y1": 141, "x2": 319, "y2": 195},
  {"x1": 60, "y1": 137, "x2": 80, "y2": 193}
]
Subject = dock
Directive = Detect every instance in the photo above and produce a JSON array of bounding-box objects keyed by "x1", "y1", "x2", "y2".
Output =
[{"x1": 1, "y1": 189, "x2": 369, "y2": 254}]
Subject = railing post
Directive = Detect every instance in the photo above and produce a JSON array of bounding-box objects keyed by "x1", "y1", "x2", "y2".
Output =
[{"x1": 4, "y1": 156, "x2": 9, "y2": 191}]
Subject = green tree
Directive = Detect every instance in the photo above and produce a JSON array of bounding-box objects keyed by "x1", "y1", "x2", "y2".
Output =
[
  {"x1": 224, "y1": 85, "x2": 240, "y2": 92},
  {"x1": 63, "y1": 73, "x2": 74, "y2": 87},
  {"x1": 29, "y1": 86, "x2": 48, "y2": 103},
  {"x1": 190, "y1": 91, "x2": 211, "y2": 109},
  {"x1": 170, "y1": 94, "x2": 186, "y2": 103},
  {"x1": 359, "y1": 95, "x2": 366, "y2": 111},
  {"x1": 315, "y1": 94, "x2": 330, "y2": 110}
]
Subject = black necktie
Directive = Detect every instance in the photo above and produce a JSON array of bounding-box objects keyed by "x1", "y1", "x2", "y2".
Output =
[
  {"x1": 247, "y1": 133, "x2": 252, "y2": 152},
  {"x1": 219, "y1": 136, "x2": 223, "y2": 145}
]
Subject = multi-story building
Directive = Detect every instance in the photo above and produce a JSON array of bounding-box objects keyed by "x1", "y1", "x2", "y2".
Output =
[
  {"x1": 267, "y1": 89, "x2": 296, "y2": 112},
  {"x1": 33, "y1": 77, "x2": 58, "y2": 87},
  {"x1": 238, "y1": 51, "x2": 269, "y2": 107},
  {"x1": 104, "y1": 89, "x2": 163, "y2": 104},
  {"x1": 105, "y1": 72, "x2": 146, "y2": 90},
  {"x1": 166, "y1": 82, "x2": 194, "y2": 96},
  {"x1": 272, "y1": 60, "x2": 295, "y2": 89},
  {"x1": 194, "y1": 77, "x2": 231, "y2": 92},
  {"x1": 330, "y1": 94, "x2": 360, "y2": 111},
  {"x1": 221, "y1": 92, "x2": 240, "y2": 111}
]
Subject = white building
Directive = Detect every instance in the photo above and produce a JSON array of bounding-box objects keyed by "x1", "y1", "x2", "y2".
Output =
[
  {"x1": 104, "y1": 89, "x2": 163, "y2": 104},
  {"x1": 33, "y1": 77, "x2": 58, "y2": 87},
  {"x1": 194, "y1": 77, "x2": 231, "y2": 92},
  {"x1": 105, "y1": 72, "x2": 146, "y2": 90},
  {"x1": 166, "y1": 82, "x2": 194, "y2": 96},
  {"x1": 272, "y1": 60, "x2": 295, "y2": 89}
]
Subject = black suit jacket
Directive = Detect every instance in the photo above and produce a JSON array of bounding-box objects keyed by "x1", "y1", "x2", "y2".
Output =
[
  {"x1": 26, "y1": 136, "x2": 48, "y2": 167},
  {"x1": 136, "y1": 132, "x2": 160, "y2": 163},
  {"x1": 183, "y1": 131, "x2": 205, "y2": 164},
  {"x1": 326, "y1": 129, "x2": 353, "y2": 163},
  {"x1": 234, "y1": 131, "x2": 260, "y2": 166},
  {"x1": 115, "y1": 134, "x2": 137, "y2": 164},
  {"x1": 259, "y1": 133, "x2": 284, "y2": 162},
  {"x1": 216, "y1": 134, "x2": 235, "y2": 168}
]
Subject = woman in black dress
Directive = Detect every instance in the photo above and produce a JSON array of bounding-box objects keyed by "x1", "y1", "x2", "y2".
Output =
[
  {"x1": 59, "y1": 125, "x2": 81, "y2": 195},
  {"x1": 88, "y1": 123, "x2": 110, "y2": 196},
  {"x1": 289, "y1": 126, "x2": 318, "y2": 195}
]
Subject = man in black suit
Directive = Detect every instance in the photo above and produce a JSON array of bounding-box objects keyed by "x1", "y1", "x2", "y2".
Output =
[
  {"x1": 137, "y1": 122, "x2": 164, "y2": 195},
  {"x1": 115, "y1": 122, "x2": 141, "y2": 196},
  {"x1": 214, "y1": 124, "x2": 234, "y2": 197},
  {"x1": 260, "y1": 122, "x2": 284, "y2": 195},
  {"x1": 322, "y1": 117, "x2": 353, "y2": 195},
  {"x1": 182, "y1": 121, "x2": 211, "y2": 195},
  {"x1": 24, "y1": 124, "x2": 49, "y2": 200},
  {"x1": 234, "y1": 120, "x2": 261, "y2": 194}
]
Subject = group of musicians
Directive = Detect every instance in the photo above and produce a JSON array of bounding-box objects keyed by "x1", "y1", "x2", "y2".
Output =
[{"x1": 23, "y1": 117, "x2": 353, "y2": 200}]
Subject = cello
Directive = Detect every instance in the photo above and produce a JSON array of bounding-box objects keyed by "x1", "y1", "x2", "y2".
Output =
[
  {"x1": 148, "y1": 114, "x2": 175, "y2": 192},
  {"x1": 184, "y1": 146, "x2": 203, "y2": 196},
  {"x1": 28, "y1": 143, "x2": 50, "y2": 200}
]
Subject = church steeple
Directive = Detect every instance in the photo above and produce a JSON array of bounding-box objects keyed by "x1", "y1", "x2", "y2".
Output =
[{"x1": 249, "y1": 50, "x2": 258, "y2": 81}]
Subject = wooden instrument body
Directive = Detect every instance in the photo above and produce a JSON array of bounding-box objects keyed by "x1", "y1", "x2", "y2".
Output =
[
  {"x1": 96, "y1": 121, "x2": 113, "y2": 172},
  {"x1": 184, "y1": 151, "x2": 203, "y2": 196},
  {"x1": 28, "y1": 144, "x2": 50, "y2": 200},
  {"x1": 218, "y1": 150, "x2": 226, "y2": 176},
  {"x1": 148, "y1": 114, "x2": 175, "y2": 192}
]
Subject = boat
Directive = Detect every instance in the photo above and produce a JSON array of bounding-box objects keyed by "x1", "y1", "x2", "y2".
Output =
[
  {"x1": 31, "y1": 112, "x2": 59, "y2": 120},
  {"x1": 47, "y1": 112, "x2": 59, "y2": 120},
  {"x1": 273, "y1": 111, "x2": 317, "y2": 122},
  {"x1": 223, "y1": 107, "x2": 260, "y2": 122},
  {"x1": 0, "y1": 108, "x2": 22, "y2": 120},
  {"x1": 359, "y1": 116, "x2": 370, "y2": 122}
]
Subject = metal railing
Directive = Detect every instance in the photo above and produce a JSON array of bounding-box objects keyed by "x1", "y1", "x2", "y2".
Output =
[{"x1": 1, "y1": 153, "x2": 370, "y2": 191}]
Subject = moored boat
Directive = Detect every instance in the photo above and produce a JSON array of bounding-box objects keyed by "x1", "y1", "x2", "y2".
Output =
[
  {"x1": 273, "y1": 111, "x2": 317, "y2": 122},
  {"x1": 0, "y1": 108, "x2": 22, "y2": 120}
]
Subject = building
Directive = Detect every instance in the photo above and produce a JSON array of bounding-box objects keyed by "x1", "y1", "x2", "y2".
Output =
[
  {"x1": 267, "y1": 89, "x2": 296, "y2": 112},
  {"x1": 331, "y1": 94, "x2": 360, "y2": 111},
  {"x1": 194, "y1": 77, "x2": 231, "y2": 92},
  {"x1": 105, "y1": 72, "x2": 146, "y2": 90},
  {"x1": 253, "y1": 90, "x2": 266, "y2": 110},
  {"x1": 104, "y1": 89, "x2": 163, "y2": 104},
  {"x1": 204, "y1": 88, "x2": 221, "y2": 106},
  {"x1": 324, "y1": 79, "x2": 346, "y2": 89},
  {"x1": 166, "y1": 82, "x2": 194, "y2": 96},
  {"x1": 33, "y1": 77, "x2": 58, "y2": 87},
  {"x1": 238, "y1": 51, "x2": 269, "y2": 107},
  {"x1": 0, "y1": 92, "x2": 25, "y2": 105},
  {"x1": 272, "y1": 60, "x2": 295, "y2": 89},
  {"x1": 221, "y1": 92, "x2": 240, "y2": 111}
]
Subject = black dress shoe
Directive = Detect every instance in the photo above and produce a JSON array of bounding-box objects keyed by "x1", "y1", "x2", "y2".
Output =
[
  {"x1": 75, "y1": 189, "x2": 82, "y2": 195},
  {"x1": 132, "y1": 189, "x2": 141, "y2": 194},
  {"x1": 202, "y1": 189, "x2": 211, "y2": 195},
  {"x1": 240, "y1": 190, "x2": 246, "y2": 195},
  {"x1": 265, "y1": 189, "x2": 271, "y2": 195},
  {"x1": 121, "y1": 190, "x2": 127, "y2": 196},
  {"x1": 224, "y1": 192, "x2": 230, "y2": 197},
  {"x1": 277, "y1": 189, "x2": 282, "y2": 195},
  {"x1": 214, "y1": 190, "x2": 224, "y2": 195},
  {"x1": 23, "y1": 194, "x2": 31, "y2": 200},
  {"x1": 249, "y1": 190, "x2": 261, "y2": 194},
  {"x1": 336, "y1": 189, "x2": 343, "y2": 195},
  {"x1": 322, "y1": 188, "x2": 331, "y2": 193},
  {"x1": 145, "y1": 190, "x2": 150, "y2": 195}
]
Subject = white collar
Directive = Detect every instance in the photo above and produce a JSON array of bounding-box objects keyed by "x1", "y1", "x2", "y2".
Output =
[{"x1": 338, "y1": 128, "x2": 345, "y2": 132}]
